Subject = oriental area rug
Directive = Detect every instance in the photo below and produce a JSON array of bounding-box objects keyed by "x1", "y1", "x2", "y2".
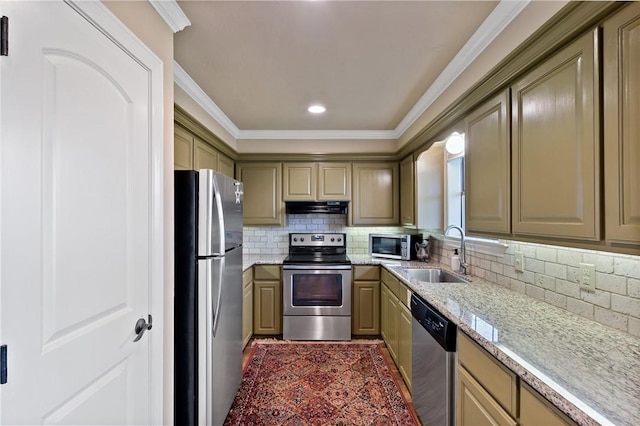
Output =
[{"x1": 224, "y1": 341, "x2": 419, "y2": 425}]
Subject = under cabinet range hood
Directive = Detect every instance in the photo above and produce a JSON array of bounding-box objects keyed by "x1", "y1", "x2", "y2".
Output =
[{"x1": 285, "y1": 201, "x2": 348, "y2": 215}]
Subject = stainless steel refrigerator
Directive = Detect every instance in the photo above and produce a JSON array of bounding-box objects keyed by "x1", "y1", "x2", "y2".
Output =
[{"x1": 174, "y1": 169, "x2": 243, "y2": 426}]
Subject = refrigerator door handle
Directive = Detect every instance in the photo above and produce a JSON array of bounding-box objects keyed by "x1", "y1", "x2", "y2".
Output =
[
  {"x1": 211, "y1": 174, "x2": 226, "y2": 253},
  {"x1": 212, "y1": 257, "x2": 225, "y2": 337}
]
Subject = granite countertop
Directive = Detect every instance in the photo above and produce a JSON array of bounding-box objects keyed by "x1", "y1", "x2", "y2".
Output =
[
  {"x1": 382, "y1": 262, "x2": 640, "y2": 426},
  {"x1": 243, "y1": 255, "x2": 640, "y2": 425},
  {"x1": 242, "y1": 254, "x2": 287, "y2": 271}
]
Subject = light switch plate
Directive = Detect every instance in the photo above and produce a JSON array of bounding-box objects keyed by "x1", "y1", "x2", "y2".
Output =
[
  {"x1": 579, "y1": 263, "x2": 596, "y2": 292},
  {"x1": 514, "y1": 251, "x2": 524, "y2": 272}
]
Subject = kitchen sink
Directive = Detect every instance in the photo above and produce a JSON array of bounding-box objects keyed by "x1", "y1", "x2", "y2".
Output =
[{"x1": 404, "y1": 268, "x2": 469, "y2": 283}]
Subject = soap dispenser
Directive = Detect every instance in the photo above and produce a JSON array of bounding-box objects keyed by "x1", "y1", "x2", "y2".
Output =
[{"x1": 451, "y1": 249, "x2": 460, "y2": 271}]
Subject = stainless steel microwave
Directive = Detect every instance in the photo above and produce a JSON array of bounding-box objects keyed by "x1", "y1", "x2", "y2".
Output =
[{"x1": 369, "y1": 233, "x2": 423, "y2": 260}]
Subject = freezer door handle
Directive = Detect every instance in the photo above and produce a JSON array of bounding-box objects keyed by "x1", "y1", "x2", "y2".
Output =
[{"x1": 212, "y1": 258, "x2": 225, "y2": 337}]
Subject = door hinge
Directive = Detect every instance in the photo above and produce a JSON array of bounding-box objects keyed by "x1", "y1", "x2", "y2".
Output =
[
  {"x1": 1, "y1": 345, "x2": 7, "y2": 384},
  {"x1": 1, "y1": 16, "x2": 8, "y2": 56}
]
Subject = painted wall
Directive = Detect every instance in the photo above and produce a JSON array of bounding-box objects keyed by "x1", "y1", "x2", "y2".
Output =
[
  {"x1": 100, "y1": 1, "x2": 174, "y2": 423},
  {"x1": 429, "y1": 237, "x2": 640, "y2": 337},
  {"x1": 175, "y1": 84, "x2": 239, "y2": 151}
]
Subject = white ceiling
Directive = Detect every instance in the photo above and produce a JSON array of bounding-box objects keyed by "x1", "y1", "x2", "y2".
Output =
[{"x1": 172, "y1": 1, "x2": 565, "y2": 144}]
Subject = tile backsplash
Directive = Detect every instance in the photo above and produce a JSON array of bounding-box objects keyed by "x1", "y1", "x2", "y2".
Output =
[
  {"x1": 244, "y1": 216, "x2": 639, "y2": 337},
  {"x1": 243, "y1": 214, "x2": 410, "y2": 255},
  {"x1": 429, "y1": 236, "x2": 640, "y2": 337}
]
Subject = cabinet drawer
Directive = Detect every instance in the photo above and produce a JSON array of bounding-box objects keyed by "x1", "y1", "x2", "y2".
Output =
[
  {"x1": 382, "y1": 269, "x2": 409, "y2": 306},
  {"x1": 457, "y1": 331, "x2": 517, "y2": 417},
  {"x1": 242, "y1": 269, "x2": 253, "y2": 287},
  {"x1": 253, "y1": 265, "x2": 281, "y2": 280},
  {"x1": 353, "y1": 265, "x2": 380, "y2": 281},
  {"x1": 381, "y1": 268, "x2": 399, "y2": 295}
]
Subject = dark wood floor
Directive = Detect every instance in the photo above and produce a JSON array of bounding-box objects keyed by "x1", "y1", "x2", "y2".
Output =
[{"x1": 241, "y1": 338, "x2": 420, "y2": 423}]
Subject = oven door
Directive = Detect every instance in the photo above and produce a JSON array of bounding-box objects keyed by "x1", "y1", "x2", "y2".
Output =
[{"x1": 282, "y1": 265, "x2": 352, "y2": 316}]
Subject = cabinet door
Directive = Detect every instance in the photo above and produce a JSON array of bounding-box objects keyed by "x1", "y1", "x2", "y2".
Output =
[
  {"x1": 604, "y1": 3, "x2": 640, "y2": 244},
  {"x1": 242, "y1": 269, "x2": 253, "y2": 348},
  {"x1": 352, "y1": 281, "x2": 380, "y2": 335},
  {"x1": 193, "y1": 137, "x2": 218, "y2": 170},
  {"x1": 383, "y1": 284, "x2": 399, "y2": 362},
  {"x1": 217, "y1": 152, "x2": 235, "y2": 178},
  {"x1": 397, "y1": 302, "x2": 412, "y2": 391},
  {"x1": 253, "y1": 280, "x2": 281, "y2": 335},
  {"x1": 380, "y1": 283, "x2": 390, "y2": 342},
  {"x1": 511, "y1": 30, "x2": 600, "y2": 240},
  {"x1": 352, "y1": 162, "x2": 399, "y2": 225},
  {"x1": 400, "y1": 155, "x2": 415, "y2": 226},
  {"x1": 318, "y1": 162, "x2": 351, "y2": 201},
  {"x1": 520, "y1": 382, "x2": 574, "y2": 426},
  {"x1": 283, "y1": 163, "x2": 317, "y2": 201},
  {"x1": 237, "y1": 163, "x2": 283, "y2": 225},
  {"x1": 466, "y1": 89, "x2": 511, "y2": 235},
  {"x1": 457, "y1": 367, "x2": 517, "y2": 426},
  {"x1": 174, "y1": 125, "x2": 194, "y2": 170}
]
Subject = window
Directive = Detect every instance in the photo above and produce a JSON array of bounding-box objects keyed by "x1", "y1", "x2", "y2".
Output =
[{"x1": 445, "y1": 133, "x2": 465, "y2": 230}]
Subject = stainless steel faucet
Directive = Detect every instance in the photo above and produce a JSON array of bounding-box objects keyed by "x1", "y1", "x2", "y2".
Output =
[{"x1": 444, "y1": 225, "x2": 468, "y2": 275}]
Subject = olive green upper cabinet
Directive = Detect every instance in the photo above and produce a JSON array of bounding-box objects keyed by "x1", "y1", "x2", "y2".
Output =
[
  {"x1": 511, "y1": 30, "x2": 600, "y2": 240},
  {"x1": 283, "y1": 162, "x2": 351, "y2": 201},
  {"x1": 174, "y1": 125, "x2": 194, "y2": 170},
  {"x1": 194, "y1": 137, "x2": 218, "y2": 170},
  {"x1": 217, "y1": 152, "x2": 235, "y2": 178},
  {"x1": 236, "y1": 162, "x2": 283, "y2": 226},
  {"x1": 283, "y1": 163, "x2": 316, "y2": 201},
  {"x1": 400, "y1": 155, "x2": 415, "y2": 226},
  {"x1": 465, "y1": 89, "x2": 511, "y2": 236},
  {"x1": 604, "y1": 3, "x2": 640, "y2": 245},
  {"x1": 318, "y1": 162, "x2": 351, "y2": 201},
  {"x1": 174, "y1": 122, "x2": 236, "y2": 177},
  {"x1": 352, "y1": 162, "x2": 399, "y2": 225}
]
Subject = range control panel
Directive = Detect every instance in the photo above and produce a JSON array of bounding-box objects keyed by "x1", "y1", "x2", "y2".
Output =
[{"x1": 289, "y1": 233, "x2": 346, "y2": 247}]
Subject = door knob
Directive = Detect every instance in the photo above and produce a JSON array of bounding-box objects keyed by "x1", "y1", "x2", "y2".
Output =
[{"x1": 133, "y1": 314, "x2": 152, "y2": 342}]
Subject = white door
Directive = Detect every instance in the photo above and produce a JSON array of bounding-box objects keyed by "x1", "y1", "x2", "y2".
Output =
[{"x1": 0, "y1": 1, "x2": 163, "y2": 424}]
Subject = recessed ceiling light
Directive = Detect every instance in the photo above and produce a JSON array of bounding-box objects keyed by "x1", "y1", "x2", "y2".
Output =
[{"x1": 308, "y1": 105, "x2": 326, "y2": 114}]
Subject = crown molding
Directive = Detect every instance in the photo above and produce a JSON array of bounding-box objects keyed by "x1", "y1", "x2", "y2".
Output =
[
  {"x1": 173, "y1": 0, "x2": 528, "y2": 141},
  {"x1": 237, "y1": 129, "x2": 397, "y2": 140},
  {"x1": 393, "y1": 0, "x2": 529, "y2": 137},
  {"x1": 148, "y1": 0, "x2": 190, "y2": 33},
  {"x1": 174, "y1": 61, "x2": 241, "y2": 138}
]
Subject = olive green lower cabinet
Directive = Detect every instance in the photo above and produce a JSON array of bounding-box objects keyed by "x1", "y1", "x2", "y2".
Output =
[
  {"x1": 252, "y1": 265, "x2": 282, "y2": 335},
  {"x1": 242, "y1": 268, "x2": 253, "y2": 348},
  {"x1": 457, "y1": 331, "x2": 575, "y2": 426},
  {"x1": 380, "y1": 268, "x2": 412, "y2": 391},
  {"x1": 352, "y1": 266, "x2": 381, "y2": 336}
]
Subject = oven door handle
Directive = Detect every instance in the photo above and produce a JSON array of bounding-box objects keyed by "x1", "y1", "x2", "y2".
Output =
[{"x1": 283, "y1": 264, "x2": 352, "y2": 270}]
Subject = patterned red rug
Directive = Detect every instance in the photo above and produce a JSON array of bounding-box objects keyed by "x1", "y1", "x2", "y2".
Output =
[{"x1": 224, "y1": 341, "x2": 419, "y2": 425}]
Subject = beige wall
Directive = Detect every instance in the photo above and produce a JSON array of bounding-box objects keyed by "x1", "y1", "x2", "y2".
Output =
[
  {"x1": 101, "y1": 1, "x2": 175, "y2": 423},
  {"x1": 175, "y1": 84, "x2": 239, "y2": 151}
]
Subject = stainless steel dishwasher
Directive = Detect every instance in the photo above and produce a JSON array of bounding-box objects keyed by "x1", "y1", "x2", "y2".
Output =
[{"x1": 411, "y1": 294, "x2": 457, "y2": 426}]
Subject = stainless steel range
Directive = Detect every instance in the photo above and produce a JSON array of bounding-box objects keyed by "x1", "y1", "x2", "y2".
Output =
[{"x1": 282, "y1": 233, "x2": 352, "y2": 341}]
